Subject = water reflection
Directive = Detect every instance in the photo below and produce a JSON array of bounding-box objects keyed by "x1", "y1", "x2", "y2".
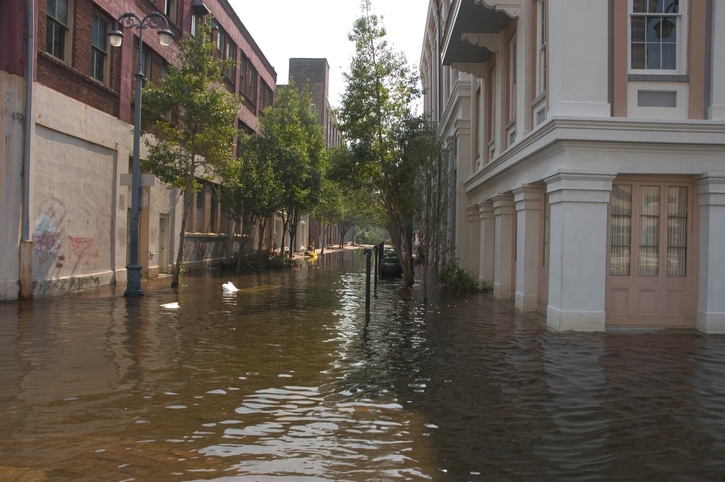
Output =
[{"x1": 3, "y1": 251, "x2": 725, "y2": 480}]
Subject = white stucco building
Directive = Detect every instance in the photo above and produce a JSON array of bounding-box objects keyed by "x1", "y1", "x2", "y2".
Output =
[{"x1": 420, "y1": 0, "x2": 725, "y2": 331}]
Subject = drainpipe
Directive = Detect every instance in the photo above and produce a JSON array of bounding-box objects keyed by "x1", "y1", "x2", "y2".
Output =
[{"x1": 20, "y1": 0, "x2": 35, "y2": 300}]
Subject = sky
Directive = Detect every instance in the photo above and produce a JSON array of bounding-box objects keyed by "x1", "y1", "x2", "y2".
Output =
[{"x1": 227, "y1": 0, "x2": 430, "y2": 108}]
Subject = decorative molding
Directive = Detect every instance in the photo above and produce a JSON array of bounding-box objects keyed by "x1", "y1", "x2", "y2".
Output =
[
  {"x1": 474, "y1": 0, "x2": 520, "y2": 18},
  {"x1": 451, "y1": 63, "x2": 486, "y2": 79},
  {"x1": 461, "y1": 33, "x2": 501, "y2": 52}
]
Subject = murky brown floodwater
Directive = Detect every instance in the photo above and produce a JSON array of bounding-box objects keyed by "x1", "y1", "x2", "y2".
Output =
[{"x1": 3, "y1": 250, "x2": 725, "y2": 481}]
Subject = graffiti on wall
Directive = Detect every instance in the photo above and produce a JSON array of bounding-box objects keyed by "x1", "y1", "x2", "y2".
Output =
[
  {"x1": 33, "y1": 213, "x2": 62, "y2": 265},
  {"x1": 68, "y1": 236, "x2": 99, "y2": 265}
]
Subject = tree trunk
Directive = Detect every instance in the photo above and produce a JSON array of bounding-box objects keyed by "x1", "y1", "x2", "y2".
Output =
[
  {"x1": 320, "y1": 224, "x2": 326, "y2": 254},
  {"x1": 171, "y1": 176, "x2": 194, "y2": 288}
]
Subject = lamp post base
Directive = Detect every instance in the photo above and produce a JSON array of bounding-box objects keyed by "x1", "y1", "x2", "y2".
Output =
[{"x1": 124, "y1": 263, "x2": 144, "y2": 297}]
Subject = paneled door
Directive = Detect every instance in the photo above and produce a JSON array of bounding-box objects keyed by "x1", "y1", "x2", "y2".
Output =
[{"x1": 606, "y1": 180, "x2": 696, "y2": 327}]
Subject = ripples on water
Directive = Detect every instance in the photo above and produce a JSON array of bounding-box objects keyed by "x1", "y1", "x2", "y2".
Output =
[{"x1": 2, "y1": 250, "x2": 725, "y2": 480}]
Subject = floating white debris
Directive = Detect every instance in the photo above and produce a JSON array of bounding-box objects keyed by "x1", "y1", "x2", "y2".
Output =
[{"x1": 222, "y1": 282, "x2": 238, "y2": 293}]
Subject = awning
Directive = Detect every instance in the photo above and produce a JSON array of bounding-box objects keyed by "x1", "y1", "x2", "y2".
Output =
[{"x1": 441, "y1": 0, "x2": 518, "y2": 69}]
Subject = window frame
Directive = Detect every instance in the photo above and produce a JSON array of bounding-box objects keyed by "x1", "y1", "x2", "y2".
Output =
[
  {"x1": 46, "y1": 0, "x2": 72, "y2": 62},
  {"x1": 90, "y1": 11, "x2": 110, "y2": 85},
  {"x1": 535, "y1": 0, "x2": 547, "y2": 95},
  {"x1": 628, "y1": 0, "x2": 687, "y2": 75},
  {"x1": 164, "y1": 0, "x2": 177, "y2": 25},
  {"x1": 240, "y1": 54, "x2": 258, "y2": 109}
]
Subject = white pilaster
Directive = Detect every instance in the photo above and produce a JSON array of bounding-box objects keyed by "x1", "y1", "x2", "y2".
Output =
[
  {"x1": 696, "y1": 173, "x2": 725, "y2": 332},
  {"x1": 478, "y1": 201, "x2": 495, "y2": 287},
  {"x1": 544, "y1": 171, "x2": 615, "y2": 331},
  {"x1": 492, "y1": 194, "x2": 515, "y2": 299},
  {"x1": 710, "y1": 1, "x2": 725, "y2": 119},
  {"x1": 466, "y1": 205, "x2": 482, "y2": 277},
  {"x1": 513, "y1": 185, "x2": 542, "y2": 312},
  {"x1": 547, "y1": 0, "x2": 610, "y2": 118}
]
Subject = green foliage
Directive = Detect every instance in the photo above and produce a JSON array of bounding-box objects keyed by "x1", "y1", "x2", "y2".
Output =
[
  {"x1": 354, "y1": 222, "x2": 389, "y2": 245},
  {"x1": 246, "y1": 81, "x2": 327, "y2": 256},
  {"x1": 234, "y1": 251, "x2": 295, "y2": 272},
  {"x1": 141, "y1": 19, "x2": 240, "y2": 188},
  {"x1": 140, "y1": 18, "x2": 241, "y2": 287},
  {"x1": 336, "y1": 0, "x2": 421, "y2": 284},
  {"x1": 439, "y1": 260, "x2": 490, "y2": 294}
]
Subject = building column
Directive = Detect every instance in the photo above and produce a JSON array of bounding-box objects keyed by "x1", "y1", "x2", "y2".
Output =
[
  {"x1": 202, "y1": 184, "x2": 211, "y2": 233},
  {"x1": 492, "y1": 193, "x2": 515, "y2": 300},
  {"x1": 466, "y1": 205, "x2": 481, "y2": 277},
  {"x1": 478, "y1": 201, "x2": 495, "y2": 288},
  {"x1": 696, "y1": 173, "x2": 725, "y2": 333},
  {"x1": 710, "y1": 1, "x2": 725, "y2": 119},
  {"x1": 544, "y1": 171, "x2": 615, "y2": 331},
  {"x1": 547, "y1": 0, "x2": 610, "y2": 118},
  {"x1": 513, "y1": 185, "x2": 542, "y2": 312}
]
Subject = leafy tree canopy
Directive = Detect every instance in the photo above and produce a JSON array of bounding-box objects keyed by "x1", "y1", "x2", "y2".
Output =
[{"x1": 140, "y1": 19, "x2": 241, "y2": 286}]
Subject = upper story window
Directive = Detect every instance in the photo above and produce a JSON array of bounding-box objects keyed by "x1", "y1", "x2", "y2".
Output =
[
  {"x1": 240, "y1": 55, "x2": 258, "y2": 109},
  {"x1": 91, "y1": 12, "x2": 109, "y2": 84},
  {"x1": 630, "y1": 0, "x2": 684, "y2": 72},
  {"x1": 140, "y1": 47, "x2": 150, "y2": 78},
  {"x1": 164, "y1": 0, "x2": 177, "y2": 25},
  {"x1": 215, "y1": 28, "x2": 236, "y2": 82},
  {"x1": 46, "y1": 0, "x2": 70, "y2": 61},
  {"x1": 191, "y1": 14, "x2": 201, "y2": 37},
  {"x1": 536, "y1": 0, "x2": 547, "y2": 95},
  {"x1": 260, "y1": 82, "x2": 274, "y2": 111}
]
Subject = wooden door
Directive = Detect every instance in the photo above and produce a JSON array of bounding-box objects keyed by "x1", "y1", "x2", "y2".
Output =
[{"x1": 606, "y1": 180, "x2": 696, "y2": 327}]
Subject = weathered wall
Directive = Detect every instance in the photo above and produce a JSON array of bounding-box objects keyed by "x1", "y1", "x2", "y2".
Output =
[{"x1": 0, "y1": 72, "x2": 24, "y2": 300}]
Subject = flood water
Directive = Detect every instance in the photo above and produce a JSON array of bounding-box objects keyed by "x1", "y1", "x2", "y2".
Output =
[{"x1": 3, "y1": 249, "x2": 725, "y2": 481}]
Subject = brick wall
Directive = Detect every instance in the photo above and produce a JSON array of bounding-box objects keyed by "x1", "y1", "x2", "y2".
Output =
[{"x1": 35, "y1": 0, "x2": 119, "y2": 117}]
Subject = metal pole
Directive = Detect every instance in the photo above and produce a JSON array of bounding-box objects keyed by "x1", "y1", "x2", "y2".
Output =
[
  {"x1": 110, "y1": 11, "x2": 171, "y2": 295},
  {"x1": 373, "y1": 242, "x2": 378, "y2": 287},
  {"x1": 364, "y1": 248, "x2": 371, "y2": 313},
  {"x1": 19, "y1": 0, "x2": 36, "y2": 300},
  {"x1": 125, "y1": 25, "x2": 145, "y2": 297}
]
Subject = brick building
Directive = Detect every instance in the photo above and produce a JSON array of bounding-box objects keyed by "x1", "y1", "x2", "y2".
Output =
[
  {"x1": 287, "y1": 58, "x2": 343, "y2": 250},
  {"x1": 0, "y1": 0, "x2": 276, "y2": 300}
]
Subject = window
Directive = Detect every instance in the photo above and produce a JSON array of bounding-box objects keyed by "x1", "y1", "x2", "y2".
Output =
[
  {"x1": 191, "y1": 14, "x2": 200, "y2": 37},
  {"x1": 536, "y1": 0, "x2": 547, "y2": 94},
  {"x1": 240, "y1": 55, "x2": 258, "y2": 108},
  {"x1": 610, "y1": 185, "x2": 632, "y2": 276},
  {"x1": 630, "y1": 0, "x2": 682, "y2": 71},
  {"x1": 215, "y1": 28, "x2": 236, "y2": 81},
  {"x1": 91, "y1": 12, "x2": 109, "y2": 83},
  {"x1": 508, "y1": 36, "x2": 517, "y2": 122},
  {"x1": 46, "y1": 0, "x2": 69, "y2": 61},
  {"x1": 215, "y1": 26, "x2": 224, "y2": 55},
  {"x1": 164, "y1": 0, "x2": 176, "y2": 24},
  {"x1": 474, "y1": 86, "x2": 481, "y2": 170},
  {"x1": 507, "y1": 36, "x2": 517, "y2": 147},
  {"x1": 485, "y1": 65, "x2": 496, "y2": 163},
  {"x1": 260, "y1": 82, "x2": 274, "y2": 111},
  {"x1": 140, "y1": 47, "x2": 150, "y2": 78},
  {"x1": 610, "y1": 182, "x2": 688, "y2": 277}
]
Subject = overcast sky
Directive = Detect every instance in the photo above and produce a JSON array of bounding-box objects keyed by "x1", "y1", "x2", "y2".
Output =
[{"x1": 227, "y1": 0, "x2": 430, "y2": 107}]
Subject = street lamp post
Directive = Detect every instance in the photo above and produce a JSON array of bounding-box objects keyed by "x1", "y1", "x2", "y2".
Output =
[{"x1": 108, "y1": 12, "x2": 172, "y2": 297}]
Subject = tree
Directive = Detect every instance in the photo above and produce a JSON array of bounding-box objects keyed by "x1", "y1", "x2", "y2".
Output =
[
  {"x1": 141, "y1": 20, "x2": 240, "y2": 287},
  {"x1": 250, "y1": 81, "x2": 326, "y2": 257},
  {"x1": 401, "y1": 117, "x2": 450, "y2": 301},
  {"x1": 220, "y1": 141, "x2": 281, "y2": 271},
  {"x1": 336, "y1": 0, "x2": 420, "y2": 284}
]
